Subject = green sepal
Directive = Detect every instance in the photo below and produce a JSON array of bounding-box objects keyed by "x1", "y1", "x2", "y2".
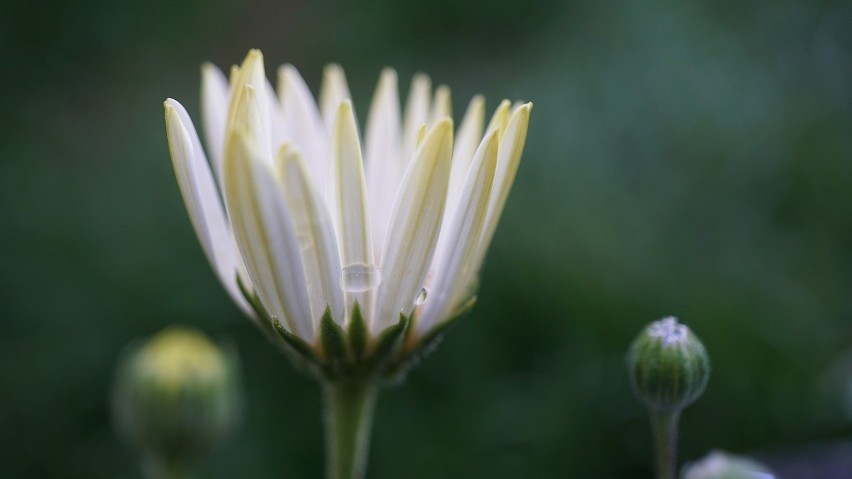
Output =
[
  {"x1": 320, "y1": 307, "x2": 348, "y2": 374},
  {"x1": 236, "y1": 275, "x2": 264, "y2": 317},
  {"x1": 270, "y1": 317, "x2": 319, "y2": 365},
  {"x1": 347, "y1": 302, "x2": 368, "y2": 362},
  {"x1": 368, "y1": 313, "x2": 409, "y2": 372}
]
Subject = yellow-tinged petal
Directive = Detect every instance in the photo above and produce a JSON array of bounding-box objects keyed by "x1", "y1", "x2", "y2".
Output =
[
  {"x1": 226, "y1": 50, "x2": 270, "y2": 157},
  {"x1": 475, "y1": 102, "x2": 532, "y2": 269},
  {"x1": 402, "y1": 73, "x2": 431, "y2": 163},
  {"x1": 228, "y1": 65, "x2": 240, "y2": 86},
  {"x1": 445, "y1": 95, "x2": 485, "y2": 223},
  {"x1": 485, "y1": 99, "x2": 511, "y2": 141},
  {"x1": 329, "y1": 100, "x2": 377, "y2": 318},
  {"x1": 329, "y1": 100, "x2": 374, "y2": 267},
  {"x1": 417, "y1": 129, "x2": 499, "y2": 335},
  {"x1": 364, "y1": 68, "x2": 402, "y2": 261},
  {"x1": 374, "y1": 119, "x2": 454, "y2": 331},
  {"x1": 428, "y1": 85, "x2": 452, "y2": 126},
  {"x1": 275, "y1": 145, "x2": 345, "y2": 325},
  {"x1": 223, "y1": 128, "x2": 314, "y2": 340},
  {"x1": 319, "y1": 64, "x2": 352, "y2": 133},
  {"x1": 164, "y1": 99, "x2": 254, "y2": 318}
]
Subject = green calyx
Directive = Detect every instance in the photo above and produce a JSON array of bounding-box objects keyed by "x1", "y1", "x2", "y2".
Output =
[
  {"x1": 239, "y1": 278, "x2": 477, "y2": 383},
  {"x1": 628, "y1": 316, "x2": 711, "y2": 414}
]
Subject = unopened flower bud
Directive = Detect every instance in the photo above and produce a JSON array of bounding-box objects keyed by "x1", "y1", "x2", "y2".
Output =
[
  {"x1": 112, "y1": 326, "x2": 240, "y2": 473},
  {"x1": 628, "y1": 316, "x2": 710, "y2": 413},
  {"x1": 682, "y1": 450, "x2": 774, "y2": 479}
]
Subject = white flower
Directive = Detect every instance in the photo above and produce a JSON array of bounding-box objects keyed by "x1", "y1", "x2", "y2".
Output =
[{"x1": 164, "y1": 49, "x2": 530, "y2": 362}]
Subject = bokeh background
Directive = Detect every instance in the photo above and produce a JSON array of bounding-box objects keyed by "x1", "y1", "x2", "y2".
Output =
[{"x1": 2, "y1": 0, "x2": 852, "y2": 477}]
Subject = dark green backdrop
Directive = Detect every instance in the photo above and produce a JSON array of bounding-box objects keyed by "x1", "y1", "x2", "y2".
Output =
[{"x1": 2, "y1": 0, "x2": 851, "y2": 477}]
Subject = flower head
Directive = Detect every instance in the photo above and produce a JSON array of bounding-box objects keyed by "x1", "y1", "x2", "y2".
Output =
[
  {"x1": 628, "y1": 316, "x2": 711, "y2": 413},
  {"x1": 164, "y1": 50, "x2": 531, "y2": 379},
  {"x1": 682, "y1": 451, "x2": 774, "y2": 479},
  {"x1": 112, "y1": 327, "x2": 240, "y2": 470}
]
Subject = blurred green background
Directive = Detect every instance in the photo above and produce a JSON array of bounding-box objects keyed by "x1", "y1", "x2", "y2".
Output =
[{"x1": 2, "y1": 0, "x2": 852, "y2": 477}]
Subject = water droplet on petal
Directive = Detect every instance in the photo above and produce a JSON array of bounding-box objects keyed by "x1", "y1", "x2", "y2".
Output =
[
  {"x1": 341, "y1": 263, "x2": 381, "y2": 293},
  {"x1": 414, "y1": 287, "x2": 428, "y2": 306}
]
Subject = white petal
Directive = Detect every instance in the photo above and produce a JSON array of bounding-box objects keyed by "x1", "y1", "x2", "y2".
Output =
[
  {"x1": 278, "y1": 64, "x2": 327, "y2": 190},
  {"x1": 428, "y1": 85, "x2": 452, "y2": 126},
  {"x1": 275, "y1": 145, "x2": 345, "y2": 325},
  {"x1": 200, "y1": 63, "x2": 230, "y2": 182},
  {"x1": 319, "y1": 64, "x2": 352, "y2": 133},
  {"x1": 402, "y1": 73, "x2": 431, "y2": 164},
  {"x1": 164, "y1": 99, "x2": 254, "y2": 317},
  {"x1": 223, "y1": 122, "x2": 314, "y2": 340},
  {"x1": 444, "y1": 95, "x2": 485, "y2": 229},
  {"x1": 374, "y1": 119, "x2": 454, "y2": 331},
  {"x1": 329, "y1": 101, "x2": 376, "y2": 316},
  {"x1": 485, "y1": 99, "x2": 511, "y2": 141},
  {"x1": 475, "y1": 102, "x2": 532, "y2": 270},
  {"x1": 417, "y1": 129, "x2": 499, "y2": 335},
  {"x1": 364, "y1": 68, "x2": 402, "y2": 261}
]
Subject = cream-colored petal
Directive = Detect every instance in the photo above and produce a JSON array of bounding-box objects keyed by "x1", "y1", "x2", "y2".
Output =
[
  {"x1": 475, "y1": 102, "x2": 532, "y2": 270},
  {"x1": 428, "y1": 85, "x2": 452, "y2": 126},
  {"x1": 416, "y1": 129, "x2": 499, "y2": 335},
  {"x1": 226, "y1": 50, "x2": 271, "y2": 159},
  {"x1": 485, "y1": 99, "x2": 511, "y2": 141},
  {"x1": 164, "y1": 99, "x2": 254, "y2": 318},
  {"x1": 319, "y1": 64, "x2": 352, "y2": 133},
  {"x1": 200, "y1": 63, "x2": 230, "y2": 181},
  {"x1": 223, "y1": 127, "x2": 315, "y2": 341},
  {"x1": 402, "y1": 73, "x2": 431, "y2": 164},
  {"x1": 374, "y1": 119, "x2": 453, "y2": 331},
  {"x1": 278, "y1": 64, "x2": 327, "y2": 190},
  {"x1": 444, "y1": 95, "x2": 485, "y2": 227},
  {"x1": 329, "y1": 101, "x2": 377, "y2": 316},
  {"x1": 364, "y1": 68, "x2": 402, "y2": 261},
  {"x1": 275, "y1": 145, "x2": 345, "y2": 326},
  {"x1": 228, "y1": 65, "x2": 240, "y2": 86}
]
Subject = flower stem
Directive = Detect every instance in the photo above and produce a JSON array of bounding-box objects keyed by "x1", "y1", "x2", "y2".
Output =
[
  {"x1": 322, "y1": 379, "x2": 379, "y2": 479},
  {"x1": 650, "y1": 410, "x2": 680, "y2": 479}
]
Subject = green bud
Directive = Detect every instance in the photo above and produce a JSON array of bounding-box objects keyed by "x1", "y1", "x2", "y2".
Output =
[
  {"x1": 682, "y1": 450, "x2": 774, "y2": 479},
  {"x1": 628, "y1": 316, "x2": 711, "y2": 413},
  {"x1": 112, "y1": 326, "x2": 241, "y2": 474}
]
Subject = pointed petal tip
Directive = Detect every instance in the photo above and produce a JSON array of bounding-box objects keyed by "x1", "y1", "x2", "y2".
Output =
[
  {"x1": 279, "y1": 63, "x2": 299, "y2": 78},
  {"x1": 432, "y1": 117, "x2": 453, "y2": 132},
  {"x1": 379, "y1": 67, "x2": 398, "y2": 85},
  {"x1": 412, "y1": 72, "x2": 431, "y2": 83},
  {"x1": 337, "y1": 98, "x2": 354, "y2": 115}
]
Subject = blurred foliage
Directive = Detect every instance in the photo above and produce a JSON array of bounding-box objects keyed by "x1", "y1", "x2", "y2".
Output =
[{"x1": 1, "y1": 0, "x2": 851, "y2": 477}]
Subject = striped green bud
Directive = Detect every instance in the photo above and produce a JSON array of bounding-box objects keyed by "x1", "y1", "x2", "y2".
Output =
[{"x1": 628, "y1": 316, "x2": 710, "y2": 413}]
